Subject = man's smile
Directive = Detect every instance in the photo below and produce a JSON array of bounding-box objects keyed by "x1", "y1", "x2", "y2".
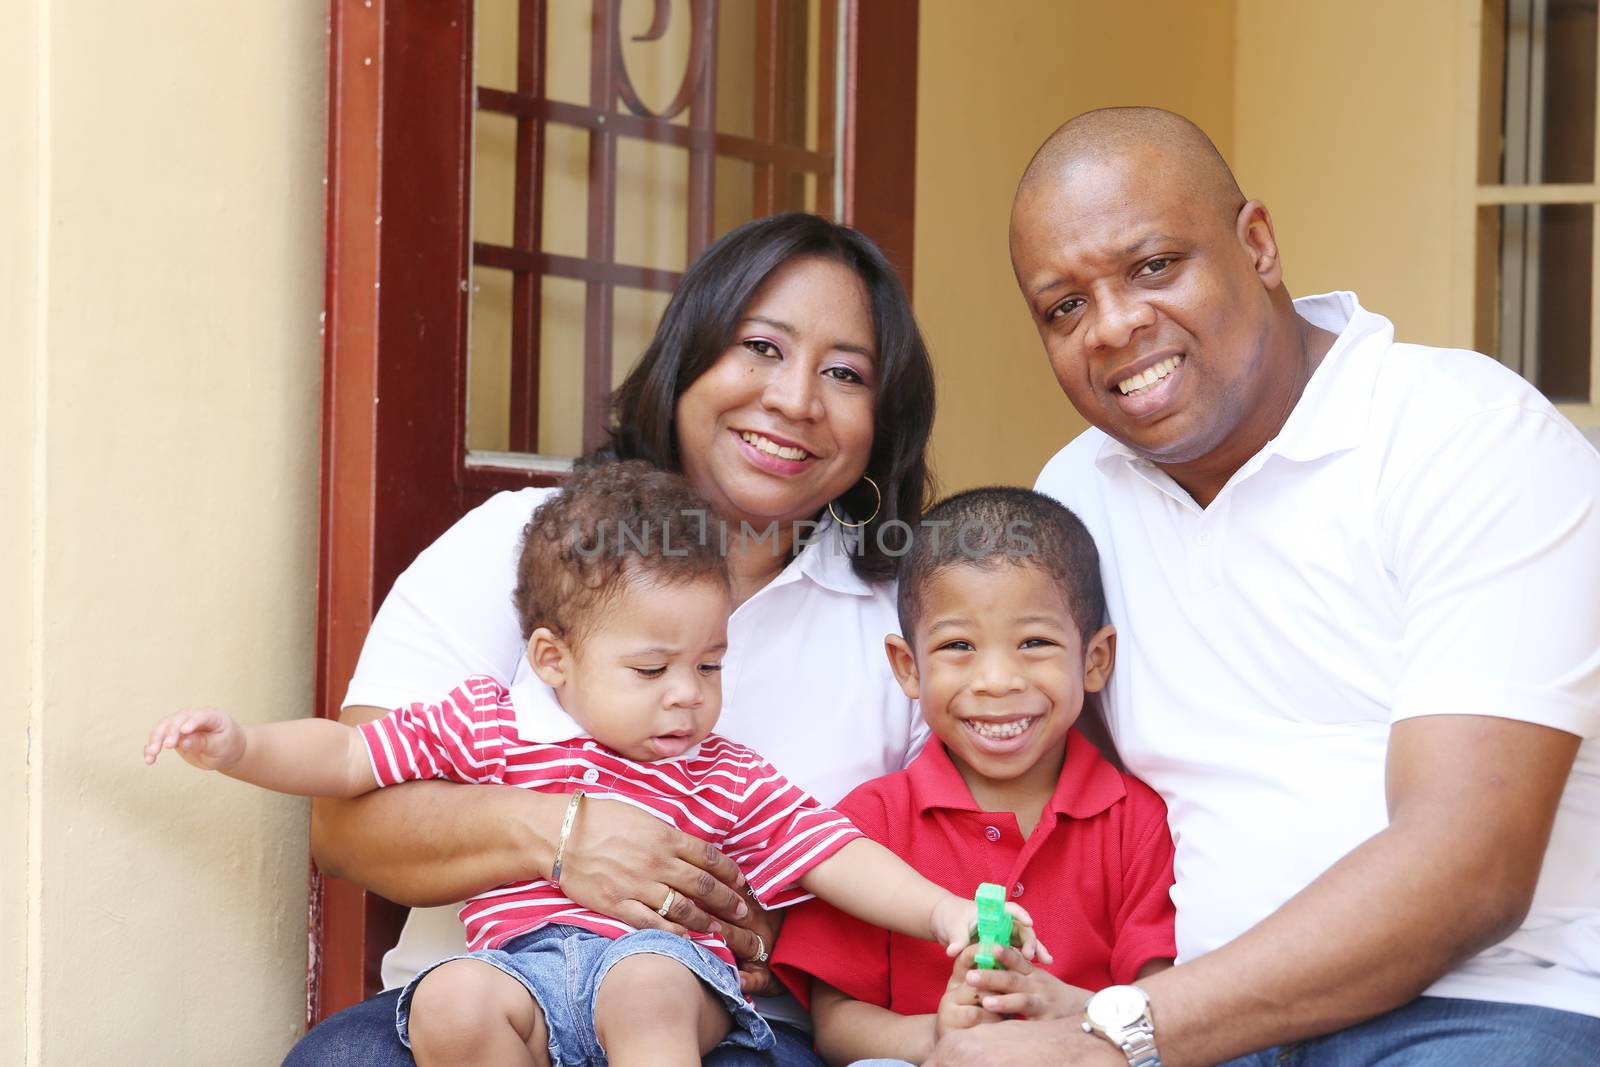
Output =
[{"x1": 1109, "y1": 353, "x2": 1187, "y2": 420}]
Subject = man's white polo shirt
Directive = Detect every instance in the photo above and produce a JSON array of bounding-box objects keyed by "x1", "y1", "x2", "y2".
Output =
[
  {"x1": 1036, "y1": 292, "x2": 1600, "y2": 1016},
  {"x1": 342, "y1": 488, "x2": 927, "y2": 997}
]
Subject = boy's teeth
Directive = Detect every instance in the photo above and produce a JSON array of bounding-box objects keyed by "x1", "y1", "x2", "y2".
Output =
[
  {"x1": 966, "y1": 717, "x2": 1036, "y2": 740},
  {"x1": 740, "y1": 431, "x2": 809, "y2": 461},
  {"x1": 1116, "y1": 355, "x2": 1182, "y2": 395}
]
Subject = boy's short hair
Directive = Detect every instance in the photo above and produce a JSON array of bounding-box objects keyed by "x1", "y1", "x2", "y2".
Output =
[
  {"x1": 513, "y1": 461, "x2": 730, "y2": 643},
  {"x1": 895, "y1": 487, "x2": 1105, "y2": 646}
]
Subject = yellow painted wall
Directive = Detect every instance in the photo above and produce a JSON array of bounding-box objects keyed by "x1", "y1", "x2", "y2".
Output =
[
  {"x1": 3, "y1": 4, "x2": 40, "y2": 1062},
  {"x1": 13, "y1": 2, "x2": 326, "y2": 1061},
  {"x1": 1231, "y1": 0, "x2": 1470, "y2": 349},
  {"x1": 914, "y1": 0, "x2": 1239, "y2": 493}
]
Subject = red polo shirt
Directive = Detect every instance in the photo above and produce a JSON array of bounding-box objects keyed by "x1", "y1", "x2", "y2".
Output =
[{"x1": 772, "y1": 728, "x2": 1176, "y2": 1012}]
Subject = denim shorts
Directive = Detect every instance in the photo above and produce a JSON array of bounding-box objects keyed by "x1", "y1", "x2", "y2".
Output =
[{"x1": 395, "y1": 924, "x2": 775, "y2": 1064}]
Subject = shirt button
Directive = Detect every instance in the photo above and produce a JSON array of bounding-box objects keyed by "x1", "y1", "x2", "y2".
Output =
[
  {"x1": 984, "y1": 826, "x2": 1001, "y2": 843},
  {"x1": 581, "y1": 768, "x2": 600, "y2": 784},
  {"x1": 1014, "y1": 882, "x2": 1025, "y2": 897}
]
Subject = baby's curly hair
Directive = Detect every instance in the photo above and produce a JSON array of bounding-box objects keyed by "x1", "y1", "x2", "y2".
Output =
[{"x1": 513, "y1": 461, "x2": 731, "y2": 645}]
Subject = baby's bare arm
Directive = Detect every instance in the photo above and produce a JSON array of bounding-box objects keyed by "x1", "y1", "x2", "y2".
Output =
[
  {"x1": 225, "y1": 718, "x2": 377, "y2": 795},
  {"x1": 144, "y1": 707, "x2": 376, "y2": 796}
]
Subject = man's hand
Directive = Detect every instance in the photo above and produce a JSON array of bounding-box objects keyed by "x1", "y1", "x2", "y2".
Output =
[
  {"x1": 558, "y1": 796, "x2": 752, "y2": 935},
  {"x1": 926, "y1": 1018, "x2": 1125, "y2": 1066},
  {"x1": 935, "y1": 944, "x2": 1001, "y2": 1040},
  {"x1": 963, "y1": 945, "x2": 1093, "y2": 1019},
  {"x1": 721, "y1": 891, "x2": 785, "y2": 996}
]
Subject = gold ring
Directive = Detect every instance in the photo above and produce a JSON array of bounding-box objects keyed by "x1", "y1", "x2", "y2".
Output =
[
  {"x1": 754, "y1": 932, "x2": 769, "y2": 963},
  {"x1": 657, "y1": 888, "x2": 678, "y2": 919}
]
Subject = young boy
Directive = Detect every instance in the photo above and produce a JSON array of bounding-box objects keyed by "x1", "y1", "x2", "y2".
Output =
[
  {"x1": 142, "y1": 462, "x2": 1042, "y2": 1067},
  {"x1": 770, "y1": 487, "x2": 1176, "y2": 1065}
]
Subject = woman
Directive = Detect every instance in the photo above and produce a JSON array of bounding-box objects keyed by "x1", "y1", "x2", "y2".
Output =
[{"x1": 286, "y1": 213, "x2": 937, "y2": 1065}]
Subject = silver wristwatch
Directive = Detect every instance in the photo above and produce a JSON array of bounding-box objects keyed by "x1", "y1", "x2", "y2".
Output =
[{"x1": 1082, "y1": 984, "x2": 1161, "y2": 1066}]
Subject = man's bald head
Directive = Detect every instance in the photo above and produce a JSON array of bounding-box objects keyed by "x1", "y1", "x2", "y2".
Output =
[{"x1": 1014, "y1": 107, "x2": 1245, "y2": 231}]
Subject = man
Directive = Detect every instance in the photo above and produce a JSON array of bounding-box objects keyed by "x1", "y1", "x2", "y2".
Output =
[{"x1": 929, "y1": 108, "x2": 1600, "y2": 1065}]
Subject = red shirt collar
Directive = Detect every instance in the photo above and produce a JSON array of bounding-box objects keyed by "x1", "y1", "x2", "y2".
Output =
[{"x1": 906, "y1": 727, "x2": 1126, "y2": 820}]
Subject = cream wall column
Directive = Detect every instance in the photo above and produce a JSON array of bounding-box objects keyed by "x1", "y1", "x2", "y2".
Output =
[
  {"x1": 1232, "y1": 0, "x2": 1467, "y2": 347},
  {"x1": 915, "y1": 0, "x2": 1238, "y2": 491},
  {"x1": 12, "y1": 3, "x2": 327, "y2": 1061},
  {"x1": 3, "y1": 3, "x2": 42, "y2": 1064}
]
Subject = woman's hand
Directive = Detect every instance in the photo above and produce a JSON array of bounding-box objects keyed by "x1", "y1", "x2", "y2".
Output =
[
  {"x1": 963, "y1": 945, "x2": 1092, "y2": 1020},
  {"x1": 560, "y1": 795, "x2": 752, "y2": 934},
  {"x1": 936, "y1": 944, "x2": 1002, "y2": 1039},
  {"x1": 719, "y1": 890, "x2": 786, "y2": 996}
]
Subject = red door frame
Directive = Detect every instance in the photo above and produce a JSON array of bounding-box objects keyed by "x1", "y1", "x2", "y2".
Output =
[{"x1": 310, "y1": 0, "x2": 919, "y2": 1024}]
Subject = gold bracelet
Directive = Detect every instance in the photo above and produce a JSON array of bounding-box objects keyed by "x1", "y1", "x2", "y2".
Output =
[{"x1": 550, "y1": 789, "x2": 585, "y2": 888}]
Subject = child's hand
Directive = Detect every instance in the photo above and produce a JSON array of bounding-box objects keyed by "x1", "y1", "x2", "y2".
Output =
[
  {"x1": 930, "y1": 894, "x2": 1053, "y2": 966},
  {"x1": 143, "y1": 709, "x2": 247, "y2": 771},
  {"x1": 935, "y1": 943, "x2": 1002, "y2": 1039},
  {"x1": 963, "y1": 944, "x2": 1092, "y2": 1020}
]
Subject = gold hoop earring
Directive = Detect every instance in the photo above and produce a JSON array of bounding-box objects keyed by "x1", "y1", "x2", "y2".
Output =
[{"x1": 828, "y1": 475, "x2": 881, "y2": 528}]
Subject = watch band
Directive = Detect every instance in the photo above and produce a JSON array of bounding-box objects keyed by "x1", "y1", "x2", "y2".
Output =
[{"x1": 1115, "y1": 1018, "x2": 1161, "y2": 1067}]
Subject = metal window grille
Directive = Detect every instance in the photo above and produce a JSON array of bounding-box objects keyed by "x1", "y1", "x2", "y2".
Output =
[{"x1": 470, "y1": 0, "x2": 840, "y2": 461}]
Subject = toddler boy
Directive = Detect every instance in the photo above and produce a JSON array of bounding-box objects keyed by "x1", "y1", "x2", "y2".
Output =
[{"x1": 771, "y1": 487, "x2": 1176, "y2": 1064}]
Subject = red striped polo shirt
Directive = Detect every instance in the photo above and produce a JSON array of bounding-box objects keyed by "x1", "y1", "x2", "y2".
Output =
[
  {"x1": 771, "y1": 729, "x2": 1176, "y2": 1009},
  {"x1": 358, "y1": 675, "x2": 863, "y2": 964}
]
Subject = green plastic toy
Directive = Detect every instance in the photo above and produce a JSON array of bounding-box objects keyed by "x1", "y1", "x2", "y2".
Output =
[{"x1": 974, "y1": 882, "x2": 1012, "y2": 970}]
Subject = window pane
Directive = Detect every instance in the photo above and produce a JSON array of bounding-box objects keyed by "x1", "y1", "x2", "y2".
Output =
[
  {"x1": 613, "y1": 285, "x2": 673, "y2": 389},
  {"x1": 476, "y1": 0, "x2": 519, "y2": 93},
  {"x1": 1493, "y1": 0, "x2": 1598, "y2": 184},
  {"x1": 618, "y1": 0, "x2": 696, "y2": 126},
  {"x1": 546, "y1": 0, "x2": 592, "y2": 107},
  {"x1": 1479, "y1": 203, "x2": 1593, "y2": 402},
  {"x1": 538, "y1": 277, "x2": 586, "y2": 457},
  {"x1": 543, "y1": 123, "x2": 589, "y2": 259},
  {"x1": 716, "y1": 2, "x2": 757, "y2": 137},
  {"x1": 615, "y1": 139, "x2": 689, "y2": 272},
  {"x1": 467, "y1": 267, "x2": 514, "y2": 453},
  {"x1": 473, "y1": 111, "x2": 517, "y2": 247},
  {"x1": 714, "y1": 156, "x2": 755, "y2": 238}
]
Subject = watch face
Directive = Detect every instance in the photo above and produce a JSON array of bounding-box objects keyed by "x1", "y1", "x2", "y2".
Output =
[{"x1": 1087, "y1": 985, "x2": 1149, "y2": 1030}]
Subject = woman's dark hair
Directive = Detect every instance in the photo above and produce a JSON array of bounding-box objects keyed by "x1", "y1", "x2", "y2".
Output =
[{"x1": 598, "y1": 212, "x2": 936, "y2": 583}]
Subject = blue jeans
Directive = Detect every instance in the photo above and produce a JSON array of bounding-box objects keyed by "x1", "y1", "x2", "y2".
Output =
[
  {"x1": 1218, "y1": 996, "x2": 1600, "y2": 1066},
  {"x1": 395, "y1": 926, "x2": 773, "y2": 1057},
  {"x1": 837, "y1": 998, "x2": 1600, "y2": 1067},
  {"x1": 281, "y1": 986, "x2": 825, "y2": 1066}
]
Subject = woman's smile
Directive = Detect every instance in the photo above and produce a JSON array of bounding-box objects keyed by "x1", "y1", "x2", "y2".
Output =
[{"x1": 733, "y1": 428, "x2": 815, "y2": 475}]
